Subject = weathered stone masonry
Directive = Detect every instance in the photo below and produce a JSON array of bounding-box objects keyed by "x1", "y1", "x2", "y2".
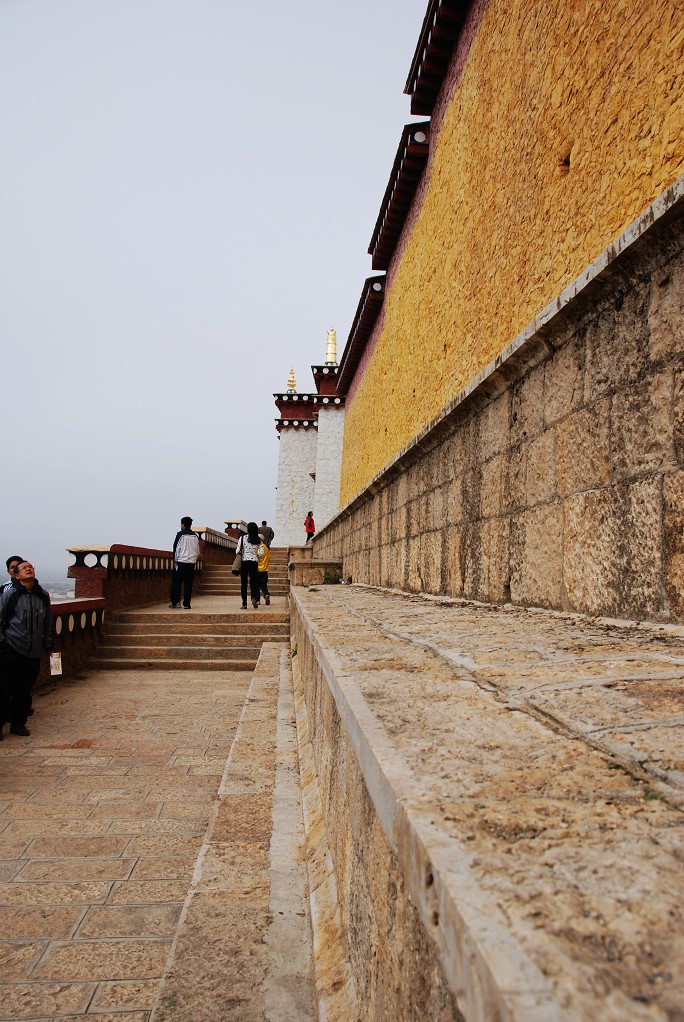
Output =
[{"x1": 315, "y1": 182, "x2": 684, "y2": 623}]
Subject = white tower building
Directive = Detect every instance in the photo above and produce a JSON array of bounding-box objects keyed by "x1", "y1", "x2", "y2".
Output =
[{"x1": 273, "y1": 335, "x2": 346, "y2": 548}]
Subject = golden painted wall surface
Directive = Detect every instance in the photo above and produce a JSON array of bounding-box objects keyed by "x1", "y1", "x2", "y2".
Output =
[{"x1": 340, "y1": 0, "x2": 684, "y2": 505}]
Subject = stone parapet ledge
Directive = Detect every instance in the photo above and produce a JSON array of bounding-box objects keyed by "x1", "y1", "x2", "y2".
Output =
[
  {"x1": 288, "y1": 558, "x2": 343, "y2": 588},
  {"x1": 289, "y1": 543, "x2": 314, "y2": 563},
  {"x1": 290, "y1": 584, "x2": 684, "y2": 1020},
  {"x1": 290, "y1": 586, "x2": 558, "y2": 1022}
]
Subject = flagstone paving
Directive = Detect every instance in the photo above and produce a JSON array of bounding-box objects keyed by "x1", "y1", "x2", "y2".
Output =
[{"x1": 0, "y1": 596, "x2": 313, "y2": 1022}]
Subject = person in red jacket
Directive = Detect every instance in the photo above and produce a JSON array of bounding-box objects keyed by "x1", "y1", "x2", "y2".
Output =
[{"x1": 304, "y1": 512, "x2": 315, "y2": 543}]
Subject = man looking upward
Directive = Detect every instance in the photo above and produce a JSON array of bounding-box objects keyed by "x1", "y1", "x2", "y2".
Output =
[
  {"x1": 0, "y1": 561, "x2": 52, "y2": 738},
  {"x1": 3, "y1": 555, "x2": 24, "y2": 592}
]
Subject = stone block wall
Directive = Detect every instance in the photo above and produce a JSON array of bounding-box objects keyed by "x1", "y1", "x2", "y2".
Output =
[{"x1": 315, "y1": 185, "x2": 684, "y2": 623}]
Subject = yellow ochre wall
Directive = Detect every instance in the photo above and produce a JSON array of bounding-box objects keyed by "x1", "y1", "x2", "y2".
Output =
[{"x1": 340, "y1": 0, "x2": 684, "y2": 505}]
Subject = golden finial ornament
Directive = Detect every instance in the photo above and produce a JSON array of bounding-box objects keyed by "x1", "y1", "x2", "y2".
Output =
[
  {"x1": 287, "y1": 367, "x2": 296, "y2": 392},
  {"x1": 325, "y1": 328, "x2": 337, "y2": 366}
]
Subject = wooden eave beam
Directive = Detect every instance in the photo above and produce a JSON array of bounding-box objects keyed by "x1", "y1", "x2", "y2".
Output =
[
  {"x1": 336, "y1": 277, "x2": 386, "y2": 395},
  {"x1": 368, "y1": 123, "x2": 430, "y2": 272},
  {"x1": 404, "y1": 0, "x2": 470, "y2": 116}
]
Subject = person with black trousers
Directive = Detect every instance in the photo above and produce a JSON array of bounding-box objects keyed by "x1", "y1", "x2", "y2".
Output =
[
  {"x1": 0, "y1": 561, "x2": 52, "y2": 738},
  {"x1": 169, "y1": 516, "x2": 201, "y2": 609},
  {"x1": 236, "y1": 522, "x2": 261, "y2": 610}
]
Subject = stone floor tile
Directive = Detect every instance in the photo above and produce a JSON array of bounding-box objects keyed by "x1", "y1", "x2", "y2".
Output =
[
  {"x1": 158, "y1": 802, "x2": 211, "y2": 820},
  {"x1": 211, "y1": 792, "x2": 272, "y2": 843},
  {"x1": 3, "y1": 803, "x2": 95, "y2": 820},
  {"x1": 91, "y1": 978, "x2": 158, "y2": 1011},
  {"x1": 195, "y1": 842, "x2": 269, "y2": 896},
  {"x1": 4, "y1": 819, "x2": 111, "y2": 838},
  {"x1": 60, "y1": 1012, "x2": 150, "y2": 1021},
  {"x1": 0, "y1": 882, "x2": 111, "y2": 905},
  {"x1": 90, "y1": 803, "x2": 161, "y2": 821},
  {"x1": 0, "y1": 906, "x2": 83, "y2": 939},
  {"x1": 0, "y1": 941, "x2": 46, "y2": 980},
  {"x1": 125, "y1": 836, "x2": 202, "y2": 857},
  {"x1": 106, "y1": 819, "x2": 205, "y2": 837},
  {"x1": 60, "y1": 765, "x2": 130, "y2": 776},
  {"x1": 36, "y1": 938, "x2": 171, "y2": 980},
  {"x1": 145, "y1": 788, "x2": 214, "y2": 804},
  {"x1": 150, "y1": 894, "x2": 270, "y2": 1022},
  {"x1": 107, "y1": 880, "x2": 188, "y2": 904},
  {"x1": 0, "y1": 980, "x2": 94, "y2": 1018},
  {"x1": 26, "y1": 791, "x2": 89, "y2": 804},
  {"x1": 16, "y1": 857, "x2": 136, "y2": 883},
  {"x1": 25, "y1": 836, "x2": 130, "y2": 859},
  {"x1": 0, "y1": 838, "x2": 31, "y2": 858},
  {"x1": 76, "y1": 904, "x2": 182, "y2": 939},
  {"x1": 0, "y1": 861, "x2": 24, "y2": 882},
  {"x1": 81, "y1": 789, "x2": 150, "y2": 803},
  {"x1": 129, "y1": 857, "x2": 196, "y2": 881}
]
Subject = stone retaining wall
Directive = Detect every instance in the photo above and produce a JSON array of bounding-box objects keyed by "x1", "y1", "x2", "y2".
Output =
[
  {"x1": 315, "y1": 183, "x2": 684, "y2": 623},
  {"x1": 291, "y1": 607, "x2": 463, "y2": 1021}
]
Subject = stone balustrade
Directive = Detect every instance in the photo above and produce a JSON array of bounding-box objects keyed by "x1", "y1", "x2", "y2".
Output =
[
  {"x1": 67, "y1": 529, "x2": 234, "y2": 610},
  {"x1": 36, "y1": 596, "x2": 106, "y2": 689}
]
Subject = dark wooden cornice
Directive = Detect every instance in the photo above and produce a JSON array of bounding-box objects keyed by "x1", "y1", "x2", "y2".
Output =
[
  {"x1": 336, "y1": 276, "x2": 386, "y2": 395},
  {"x1": 369, "y1": 122, "x2": 430, "y2": 272},
  {"x1": 404, "y1": 0, "x2": 470, "y2": 115}
]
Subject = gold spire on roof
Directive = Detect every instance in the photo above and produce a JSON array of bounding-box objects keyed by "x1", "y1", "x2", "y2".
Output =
[
  {"x1": 325, "y1": 328, "x2": 337, "y2": 366},
  {"x1": 287, "y1": 367, "x2": 296, "y2": 392}
]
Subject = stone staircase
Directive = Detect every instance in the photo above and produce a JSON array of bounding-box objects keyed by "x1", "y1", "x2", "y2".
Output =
[
  {"x1": 200, "y1": 547, "x2": 290, "y2": 598},
  {"x1": 91, "y1": 610, "x2": 290, "y2": 671},
  {"x1": 91, "y1": 551, "x2": 292, "y2": 672}
]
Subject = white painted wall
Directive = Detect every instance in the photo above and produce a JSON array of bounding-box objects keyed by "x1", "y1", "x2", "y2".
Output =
[
  {"x1": 274, "y1": 426, "x2": 318, "y2": 547},
  {"x1": 313, "y1": 404, "x2": 345, "y2": 531}
]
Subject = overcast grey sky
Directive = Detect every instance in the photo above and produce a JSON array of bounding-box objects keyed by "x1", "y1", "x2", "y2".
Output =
[{"x1": 0, "y1": 0, "x2": 423, "y2": 579}]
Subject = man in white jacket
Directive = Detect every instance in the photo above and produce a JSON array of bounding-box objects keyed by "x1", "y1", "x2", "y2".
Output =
[{"x1": 169, "y1": 517, "x2": 201, "y2": 610}]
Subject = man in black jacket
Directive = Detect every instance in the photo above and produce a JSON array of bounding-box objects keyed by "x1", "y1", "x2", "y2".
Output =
[{"x1": 0, "y1": 561, "x2": 52, "y2": 738}]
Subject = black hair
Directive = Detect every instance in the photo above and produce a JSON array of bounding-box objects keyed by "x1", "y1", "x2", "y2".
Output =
[
  {"x1": 181, "y1": 516, "x2": 193, "y2": 528},
  {"x1": 246, "y1": 522, "x2": 261, "y2": 544},
  {"x1": 6, "y1": 555, "x2": 23, "y2": 571}
]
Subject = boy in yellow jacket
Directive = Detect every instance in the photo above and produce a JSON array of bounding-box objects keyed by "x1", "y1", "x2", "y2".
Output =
[{"x1": 257, "y1": 534, "x2": 270, "y2": 606}]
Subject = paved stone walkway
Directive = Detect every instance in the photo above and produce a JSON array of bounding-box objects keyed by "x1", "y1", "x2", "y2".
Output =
[{"x1": 0, "y1": 598, "x2": 313, "y2": 1022}]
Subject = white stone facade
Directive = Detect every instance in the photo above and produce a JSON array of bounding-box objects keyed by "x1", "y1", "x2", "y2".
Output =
[
  {"x1": 313, "y1": 405, "x2": 345, "y2": 532},
  {"x1": 274, "y1": 427, "x2": 317, "y2": 548}
]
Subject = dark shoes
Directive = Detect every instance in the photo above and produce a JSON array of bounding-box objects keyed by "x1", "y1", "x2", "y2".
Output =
[
  {"x1": 182, "y1": 605, "x2": 191, "y2": 610},
  {"x1": 251, "y1": 598, "x2": 259, "y2": 609},
  {"x1": 265, "y1": 595, "x2": 270, "y2": 605},
  {"x1": 241, "y1": 603, "x2": 247, "y2": 610},
  {"x1": 10, "y1": 725, "x2": 30, "y2": 737}
]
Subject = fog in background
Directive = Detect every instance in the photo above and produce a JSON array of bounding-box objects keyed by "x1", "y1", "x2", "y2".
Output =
[{"x1": 0, "y1": 0, "x2": 423, "y2": 580}]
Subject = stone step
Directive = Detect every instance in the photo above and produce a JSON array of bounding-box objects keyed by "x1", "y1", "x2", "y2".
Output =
[
  {"x1": 102, "y1": 633, "x2": 287, "y2": 649},
  {"x1": 200, "y1": 588, "x2": 289, "y2": 597},
  {"x1": 204, "y1": 568, "x2": 289, "y2": 575},
  {"x1": 201, "y1": 576, "x2": 289, "y2": 583},
  {"x1": 108, "y1": 622, "x2": 290, "y2": 637},
  {"x1": 90, "y1": 656, "x2": 258, "y2": 672},
  {"x1": 114, "y1": 611, "x2": 289, "y2": 625},
  {"x1": 98, "y1": 644, "x2": 265, "y2": 661}
]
